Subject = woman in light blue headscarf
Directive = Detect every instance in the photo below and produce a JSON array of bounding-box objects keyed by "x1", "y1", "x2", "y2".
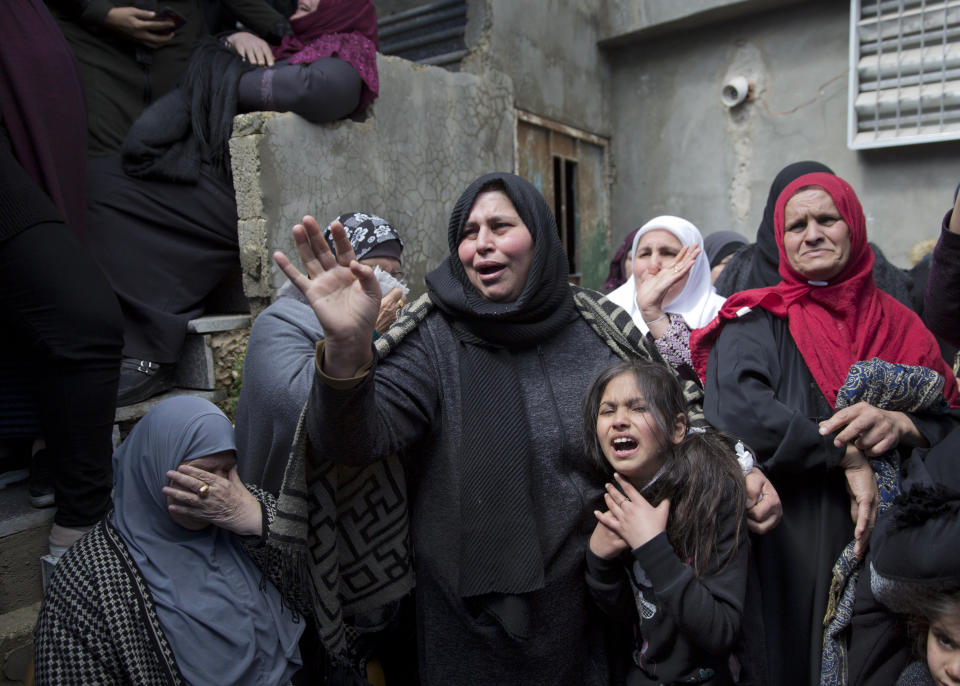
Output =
[{"x1": 35, "y1": 396, "x2": 303, "y2": 685}]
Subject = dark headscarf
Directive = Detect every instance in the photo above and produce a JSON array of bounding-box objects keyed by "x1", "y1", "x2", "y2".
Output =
[
  {"x1": 424, "y1": 172, "x2": 578, "y2": 602},
  {"x1": 704, "y1": 230, "x2": 748, "y2": 269},
  {"x1": 714, "y1": 161, "x2": 834, "y2": 295},
  {"x1": 602, "y1": 227, "x2": 640, "y2": 291},
  {"x1": 871, "y1": 428, "x2": 960, "y2": 613},
  {"x1": 426, "y1": 172, "x2": 577, "y2": 342},
  {"x1": 321, "y1": 211, "x2": 403, "y2": 262}
]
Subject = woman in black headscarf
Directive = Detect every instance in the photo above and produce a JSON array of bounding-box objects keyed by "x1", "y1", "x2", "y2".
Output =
[
  {"x1": 264, "y1": 172, "x2": 704, "y2": 685},
  {"x1": 714, "y1": 161, "x2": 914, "y2": 308}
]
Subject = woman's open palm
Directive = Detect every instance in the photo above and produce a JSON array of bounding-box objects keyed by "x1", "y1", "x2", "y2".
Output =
[{"x1": 274, "y1": 217, "x2": 381, "y2": 375}]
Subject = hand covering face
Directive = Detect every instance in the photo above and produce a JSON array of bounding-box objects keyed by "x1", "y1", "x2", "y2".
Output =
[
  {"x1": 606, "y1": 215, "x2": 725, "y2": 334},
  {"x1": 112, "y1": 397, "x2": 302, "y2": 686}
]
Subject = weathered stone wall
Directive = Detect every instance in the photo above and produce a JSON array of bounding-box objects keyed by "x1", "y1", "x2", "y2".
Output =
[
  {"x1": 605, "y1": 1, "x2": 960, "y2": 266},
  {"x1": 230, "y1": 54, "x2": 514, "y2": 306}
]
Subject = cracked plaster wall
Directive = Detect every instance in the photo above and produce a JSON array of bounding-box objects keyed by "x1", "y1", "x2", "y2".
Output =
[
  {"x1": 606, "y1": 1, "x2": 960, "y2": 267},
  {"x1": 462, "y1": 0, "x2": 610, "y2": 136},
  {"x1": 230, "y1": 54, "x2": 514, "y2": 306}
]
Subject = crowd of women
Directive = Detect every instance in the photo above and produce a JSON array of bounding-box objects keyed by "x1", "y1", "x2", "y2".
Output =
[
  {"x1": 27, "y1": 158, "x2": 959, "y2": 686},
  {"x1": 5, "y1": 0, "x2": 959, "y2": 682}
]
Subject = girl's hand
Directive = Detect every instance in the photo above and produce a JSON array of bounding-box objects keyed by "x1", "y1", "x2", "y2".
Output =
[
  {"x1": 225, "y1": 31, "x2": 275, "y2": 66},
  {"x1": 274, "y1": 217, "x2": 382, "y2": 377},
  {"x1": 635, "y1": 243, "x2": 700, "y2": 323},
  {"x1": 744, "y1": 468, "x2": 782, "y2": 535},
  {"x1": 163, "y1": 463, "x2": 263, "y2": 537},
  {"x1": 594, "y1": 474, "x2": 670, "y2": 551},
  {"x1": 588, "y1": 519, "x2": 629, "y2": 559}
]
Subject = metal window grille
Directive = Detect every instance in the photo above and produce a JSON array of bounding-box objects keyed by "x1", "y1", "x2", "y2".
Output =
[{"x1": 848, "y1": 0, "x2": 960, "y2": 149}]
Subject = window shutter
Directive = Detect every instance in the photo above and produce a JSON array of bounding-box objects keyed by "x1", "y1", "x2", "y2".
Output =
[{"x1": 849, "y1": 0, "x2": 960, "y2": 149}]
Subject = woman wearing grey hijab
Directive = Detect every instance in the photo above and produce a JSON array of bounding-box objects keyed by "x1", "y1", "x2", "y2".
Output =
[
  {"x1": 34, "y1": 396, "x2": 303, "y2": 685},
  {"x1": 235, "y1": 211, "x2": 406, "y2": 495}
]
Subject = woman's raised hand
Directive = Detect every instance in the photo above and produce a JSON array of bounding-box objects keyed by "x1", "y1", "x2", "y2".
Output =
[
  {"x1": 274, "y1": 217, "x2": 382, "y2": 377},
  {"x1": 594, "y1": 474, "x2": 670, "y2": 551},
  {"x1": 635, "y1": 244, "x2": 700, "y2": 323}
]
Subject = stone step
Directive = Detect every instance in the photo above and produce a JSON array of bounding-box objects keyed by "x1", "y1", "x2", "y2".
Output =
[
  {"x1": 0, "y1": 602, "x2": 39, "y2": 686},
  {"x1": 0, "y1": 481, "x2": 51, "y2": 621},
  {"x1": 171, "y1": 314, "x2": 252, "y2": 391},
  {"x1": 116, "y1": 313, "x2": 249, "y2": 422}
]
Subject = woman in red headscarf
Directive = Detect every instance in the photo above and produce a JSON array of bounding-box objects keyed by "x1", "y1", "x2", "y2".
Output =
[{"x1": 691, "y1": 172, "x2": 960, "y2": 686}]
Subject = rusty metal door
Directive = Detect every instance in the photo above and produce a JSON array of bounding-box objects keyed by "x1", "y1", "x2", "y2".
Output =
[{"x1": 515, "y1": 111, "x2": 610, "y2": 289}]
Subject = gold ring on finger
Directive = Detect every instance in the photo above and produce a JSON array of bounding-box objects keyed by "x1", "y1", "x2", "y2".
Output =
[{"x1": 198, "y1": 483, "x2": 210, "y2": 498}]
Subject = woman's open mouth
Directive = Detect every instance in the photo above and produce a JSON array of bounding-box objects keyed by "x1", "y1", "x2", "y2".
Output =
[{"x1": 476, "y1": 263, "x2": 505, "y2": 280}]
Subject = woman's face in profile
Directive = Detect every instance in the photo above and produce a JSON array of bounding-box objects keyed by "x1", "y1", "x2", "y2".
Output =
[
  {"x1": 457, "y1": 190, "x2": 534, "y2": 303},
  {"x1": 782, "y1": 188, "x2": 851, "y2": 282},
  {"x1": 166, "y1": 451, "x2": 236, "y2": 531}
]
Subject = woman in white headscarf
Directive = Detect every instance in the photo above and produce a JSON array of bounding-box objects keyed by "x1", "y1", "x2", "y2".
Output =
[
  {"x1": 607, "y1": 215, "x2": 725, "y2": 381},
  {"x1": 34, "y1": 396, "x2": 303, "y2": 686}
]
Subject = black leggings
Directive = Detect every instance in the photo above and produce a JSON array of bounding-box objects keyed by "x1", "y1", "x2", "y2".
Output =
[{"x1": 0, "y1": 208, "x2": 122, "y2": 528}]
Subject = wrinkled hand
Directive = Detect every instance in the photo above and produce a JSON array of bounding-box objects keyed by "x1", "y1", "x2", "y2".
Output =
[
  {"x1": 593, "y1": 474, "x2": 670, "y2": 550},
  {"x1": 274, "y1": 217, "x2": 381, "y2": 377},
  {"x1": 819, "y1": 401, "x2": 923, "y2": 457},
  {"x1": 103, "y1": 7, "x2": 175, "y2": 48},
  {"x1": 840, "y1": 445, "x2": 878, "y2": 558},
  {"x1": 225, "y1": 31, "x2": 275, "y2": 66},
  {"x1": 635, "y1": 244, "x2": 700, "y2": 322},
  {"x1": 163, "y1": 463, "x2": 262, "y2": 536},
  {"x1": 375, "y1": 287, "x2": 404, "y2": 333},
  {"x1": 744, "y1": 468, "x2": 782, "y2": 534}
]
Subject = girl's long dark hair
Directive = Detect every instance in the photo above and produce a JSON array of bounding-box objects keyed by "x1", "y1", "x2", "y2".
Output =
[{"x1": 583, "y1": 360, "x2": 746, "y2": 577}]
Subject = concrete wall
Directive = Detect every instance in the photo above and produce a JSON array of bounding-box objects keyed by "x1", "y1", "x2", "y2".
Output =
[
  {"x1": 600, "y1": 0, "x2": 803, "y2": 44},
  {"x1": 462, "y1": 0, "x2": 610, "y2": 136},
  {"x1": 230, "y1": 54, "x2": 515, "y2": 305},
  {"x1": 606, "y1": 1, "x2": 960, "y2": 266}
]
